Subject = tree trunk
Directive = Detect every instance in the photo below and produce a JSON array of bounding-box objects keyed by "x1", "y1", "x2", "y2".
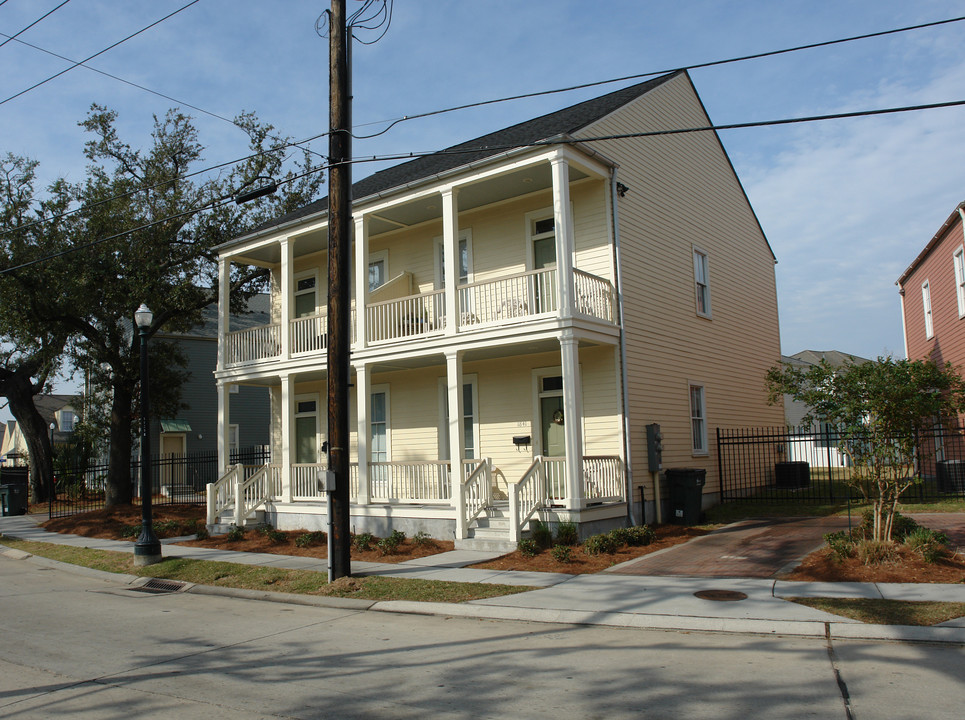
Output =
[
  {"x1": 4, "y1": 377, "x2": 53, "y2": 504},
  {"x1": 104, "y1": 380, "x2": 134, "y2": 507}
]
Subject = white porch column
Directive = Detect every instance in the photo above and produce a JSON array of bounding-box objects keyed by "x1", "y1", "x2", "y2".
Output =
[
  {"x1": 560, "y1": 332, "x2": 584, "y2": 510},
  {"x1": 446, "y1": 349, "x2": 465, "y2": 508},
  {"x1": 551, "y1": 154, "x2": 576, "y2": 317},
  {"x1": 280, "y1": 373, "x2": 294, "y2": 503},
  {"x1": 217, "y1": 257, "x2": 230, "y2": 370},
  {"x1": 353, "y1": 214, "x2": 369, "y2": 348},
  {"x1": 280, "y1": 238, "x2": 293, "y2": 360},
  {"x1": 442, "y1": 187, "x2": 460, "y2": 335},
  {"x1": 217, "y1": 381, "x2": 230, "y2": 471},
  {"x1": 355, "y1": 363, "x2": 370, "y2": 504}
]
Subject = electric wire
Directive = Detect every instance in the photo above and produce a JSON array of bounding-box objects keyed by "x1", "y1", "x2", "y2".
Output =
[
  {"x1": 350, "y1": 14, "x2": 965, "y2": 139},
  {"x1": 6, "y1": 94, "x2": 964, "y2": 276},
  {"x1": 0, "y1": 0, "x2": 72, "y2": 51},
  {"x1": 0, "y1": 0, "x2": 200, "y2": 107}
]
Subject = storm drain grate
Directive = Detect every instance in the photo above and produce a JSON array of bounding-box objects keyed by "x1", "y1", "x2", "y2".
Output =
[
  {"x1": 131, "y1": 578, "x2": 187, "y2": 594},
  {"x1": 693, "y1": 589, "x2": 748, "y2": 602}
]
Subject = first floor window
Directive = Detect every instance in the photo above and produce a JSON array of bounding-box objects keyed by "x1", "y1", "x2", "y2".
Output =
[
  {"x1": 294, "y1": 395, "x2": 318, "y2": 464},
  {"x1": 371, "y1": 390, "x2": 388, "y2": 461},
  {"x1": 439, "y1": 378, "x2": 478, "y2": 462},
  {"x1": 690, "y1": 384, "x2": 707, "y2": 454}
]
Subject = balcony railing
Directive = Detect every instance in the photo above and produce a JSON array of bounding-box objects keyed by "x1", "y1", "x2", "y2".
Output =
[{"x1": 222, "y1": 268, "x2": 616, "y2": 368}]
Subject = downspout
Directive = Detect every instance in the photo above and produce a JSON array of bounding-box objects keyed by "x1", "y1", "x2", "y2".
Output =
[{"x1": 610, "y1": 169, "x2": 637, "y2": 526}]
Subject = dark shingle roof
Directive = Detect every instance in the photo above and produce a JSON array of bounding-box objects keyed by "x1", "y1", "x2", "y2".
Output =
[{"x1": 256, "y1": 72, "x2": 680, "y2": 233}]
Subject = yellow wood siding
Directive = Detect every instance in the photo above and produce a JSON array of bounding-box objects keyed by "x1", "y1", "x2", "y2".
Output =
[{"x1": 577, "y1": 73, "x2": 784, "y2": 498}]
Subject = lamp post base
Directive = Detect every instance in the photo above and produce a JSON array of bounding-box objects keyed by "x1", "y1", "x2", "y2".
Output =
[{"x1": 134, "y1": 533, "x2": 162, "y2": 566}]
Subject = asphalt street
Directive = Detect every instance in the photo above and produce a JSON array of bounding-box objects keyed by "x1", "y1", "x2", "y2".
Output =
[{"x1": 1, "y1": 555, "x2": 964, "y2": 719}]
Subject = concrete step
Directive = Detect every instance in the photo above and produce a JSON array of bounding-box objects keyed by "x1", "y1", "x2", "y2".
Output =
[
  {"x1": 206, "y1": 509, "x2": 265, "y2": 535},
  {"x1": 454, "y1": 536, "x2": 518, "y2": 553}
]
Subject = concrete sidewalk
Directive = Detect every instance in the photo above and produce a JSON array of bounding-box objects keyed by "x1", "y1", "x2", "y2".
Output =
[{"x1": 2, "y1": 513, "x2": 965, "y2": 644}]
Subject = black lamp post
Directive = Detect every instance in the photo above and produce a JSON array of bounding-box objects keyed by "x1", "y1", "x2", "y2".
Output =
[{"x1": 134, "y1": 303, "x2": 161, "y2": 566}]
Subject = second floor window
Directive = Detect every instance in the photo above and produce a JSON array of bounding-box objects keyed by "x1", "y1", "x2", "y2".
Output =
[
  {"x1": 922, "y1": 280, "x2": 934, "y2": 338},
  {"x1": 693, "y1": 248, "x2": 711, "y2": 317},
  {"x1": 955, "y1": 247, "x2": 965, "y2": 318},
  {"x1": 295, "y1": 275, "x2": 316, "y2": 318}
]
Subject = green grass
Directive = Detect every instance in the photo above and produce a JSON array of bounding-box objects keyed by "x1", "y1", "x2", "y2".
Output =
[
  {"x1": 789, "y1": 597, "x2": 965, "y2": 626},
  {"x1": 0, "y1": 536, "x2": 533, "y2": 603}
]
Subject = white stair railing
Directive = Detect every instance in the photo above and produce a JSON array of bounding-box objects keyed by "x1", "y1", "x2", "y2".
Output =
[
  {"x1": 456, "y1": 459, "x2": 491, "y2": 539},
  {"x1": 510, "y1": 458, "x2": 548, "y2": 542},
  {"x1": 206, "y1": 464, "x2": 242, "y2": 525},
  {"x1": 233, "y1": 462, "x2": 274, "y2": 526}
]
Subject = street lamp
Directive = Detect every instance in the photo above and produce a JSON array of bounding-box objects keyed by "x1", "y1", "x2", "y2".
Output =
[{"x1": 134, "y1": 303, "x2": 161, "y2": 566}]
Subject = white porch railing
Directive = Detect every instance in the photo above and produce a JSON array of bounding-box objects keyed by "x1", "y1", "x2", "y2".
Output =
[
  {"x1": 366, "y1": 290, "x2": 445, "y2": 343},
  {"x1": 369, "y1": 461, "x2": 452, "y2": 503},
  {"x1": 583, "y1": 456, "x2": 624, "y2": 502},
  {"x1": 226, "y1": 324, "x2": 280, "y2": 365},
  {"x1": 573, "y1": 269, "x2": 616, "y2": 322},
  {"x1": 458, "y1": 267, "x2": 557, "y2": 327},
  {"x1": 207, "y1": 464, "x2": 241, "y2": 525},
  {"x1": 291, "y1": 462, "x2": 327, "y2": 500},
  {"x1": 291, "y1": 313, "x2": 328, "y2": 355},
  {"x1": 206, "y1": 462, "x2": 275, "y2": 527}
]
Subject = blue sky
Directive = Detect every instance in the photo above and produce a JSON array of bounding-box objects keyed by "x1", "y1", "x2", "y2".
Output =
[{"x1": 3, "y1": 0, "x2": 965, "y2": 420}]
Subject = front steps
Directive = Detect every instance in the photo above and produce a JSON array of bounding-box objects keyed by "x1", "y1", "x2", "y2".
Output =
[
  {"x1": 454, "y1": 502, "x2": 525, "y2": 553},
  {"x1": 206, "y1": 509, "x2": 265, "y2": 536}
]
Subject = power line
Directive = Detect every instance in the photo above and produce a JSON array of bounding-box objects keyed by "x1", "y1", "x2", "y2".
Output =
[
  {"x1": 351, "y1": 14, "x2": 965, "y2": 139},
  {"x1": 0, "y1": 0, "x2": 72, "y2": 50},
  {"x1": 7, "y1": 94, "x2": 964, "y2": 275},
  {"x1": 0, "y1": 0, "x2": 200, "y2": 107}
]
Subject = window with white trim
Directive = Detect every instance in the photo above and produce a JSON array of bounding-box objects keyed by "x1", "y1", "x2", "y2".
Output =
[
  {"x1": 955, "y1": 247, "x2": 965, "y2": 318},
  {"x1": 922, "y1": 280, "x2": 934, "y2": 338},
  {"x1": 294, "y1": 395, "x2": 319, "y2": 464},
  {"x1": 438, "y1": 376, "x2": 479, "y2": 461},
  {"x1": 370, "y1": 387, "x2": 389, "y2": 462},
  {"x1": 690, "y1": 384, "x2": 707, "y2": 454},
  {"x1": 368, "y1": 250, "x2": 388, "y2": 292},
  {"x1": 229, "y1": 424, "x2": 239, "y2": 453},
  {"x1": 294, "y1": 272, "x2": 317, "y2": 318},
  {"x1": 434, "y1": 230, "x2": 472, "y2": 289},
  {"x1": 693, "y1": 248, "x2": 711, "y2": 318}
]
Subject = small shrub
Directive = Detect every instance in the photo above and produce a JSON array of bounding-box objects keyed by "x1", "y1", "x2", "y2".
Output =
[
  {"x1": 608, "y1": 527, "x2": 631, "y2": 547},
  {"x1": 376, "y1": 529, "x2": 406, "y2": 556},
  {"x1": 530, "y1": 520, "x2": 553, "y2": 550},
  {"x1": 265, "y1": 528, "x2": 287, "y2": 543},
  {"x1": 121, "y1": 524, "x2": 141, "y2": 539},
  {"x1": 295, "y1": 531, "x2": 327, "y2": 548},
  {"x1": 194, "y1": 524, "x2": 210, "y2": 541},
  {"x1": 583, "y1": 533, "x2": 618, "y2": 556},
  {"x1": 352, "y1": 532, "x2": 374, "y2": 552},
  {"x1": 904, "y1": 526, "x2": 949, "y2": 563},
  {"x1": 856, "y1": 510, "x2": 921, "y2": 542},
  {"x1": 518, "y1": 539, "x2": 540, "y2": 557},
  {"x1": 624, "y1": 525, "x2": 656, "y2": 547},
  {"x1": 554, "y1": 521, "x2": 578, "y2": 546},
  {"x1": 855, "y1": 539, "x2": 898, "y2": 566},
  {"x1": 550, "y1": 544, "x2": 572, "y2": 563},
  {"x1": 412, "y1": 531, "x2": 436, "y2": 547},
  {"x1": 824, "y1": 530, "x2": 855, "y2": 561},
  {"x1": 225, "y1": 525, "x2": 246, "y2": 542}
]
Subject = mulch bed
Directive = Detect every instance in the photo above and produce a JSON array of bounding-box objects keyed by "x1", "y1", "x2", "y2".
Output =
[{"x1": 781, "y1": 545, "x2": 965, "y2": 584}]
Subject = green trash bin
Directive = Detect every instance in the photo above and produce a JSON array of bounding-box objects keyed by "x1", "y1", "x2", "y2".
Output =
[
  {"x1": 1, "y1": 483, "x2": 28, "y2": 516},
  {"x1": 667, "y1": 468, "x2": 706, "y2": 525}
]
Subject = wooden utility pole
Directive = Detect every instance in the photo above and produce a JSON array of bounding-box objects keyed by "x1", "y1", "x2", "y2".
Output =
[{"x1": 327, "y1": 0, "x2": 352, "y2": 579}]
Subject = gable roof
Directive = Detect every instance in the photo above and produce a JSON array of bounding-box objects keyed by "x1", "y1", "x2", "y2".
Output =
[
  {"x1": 248, "y1": 72, "x2": 681, "y2": 236},
  {"x1": 789, "y1": 350, "x2": 873, "y2": 367},
  {"x1": 896, "y1": 200, "x2": 965, "y2": 287}
]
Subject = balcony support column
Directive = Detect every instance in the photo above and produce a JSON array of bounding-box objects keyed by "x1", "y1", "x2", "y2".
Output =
[
  {"x1": 217, "y1": 381, "x2": 230, "y2": 472},
  {"x1": 280, "y1": 373, "x2": 294, "y2": 503},
  {"x1": 280, "y1": 238, "x2": 293, "y2": 361},
  {"x1": 355, "y1": 362, "x2": 370, "y2": 504},
  {"x1": 446, "y1": 349, "x2": 465, "y2": 507},
  {"x1": 560, "y1": 331, "x2": 584, "y2": 510},
  {"x1": 217, "y1": 257, "x2": 230, "y2": 370},
  {"x1": 551, "y1": 154, "x2": 576, "y2": 318},
  {"x1": 354, "y1": 214, "x2": 369, "y2": 348},
  {"x1": 442, "y1": 187, "x2": 460, "y2": 335}
]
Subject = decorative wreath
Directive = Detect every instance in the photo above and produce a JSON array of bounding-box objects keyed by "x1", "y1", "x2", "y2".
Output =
[{"x1": 552, "y1": 409, "x2": 565, "y2": 425}]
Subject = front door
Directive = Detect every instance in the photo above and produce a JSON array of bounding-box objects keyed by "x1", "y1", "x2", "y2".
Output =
[{"x1": 160, "y1": 433, "x2": 186, "y2": 492}]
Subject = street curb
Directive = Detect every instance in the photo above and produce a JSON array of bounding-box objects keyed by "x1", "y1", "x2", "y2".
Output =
[{"x1": 186, "y1": 583, "x2": 378, "y2": 610}]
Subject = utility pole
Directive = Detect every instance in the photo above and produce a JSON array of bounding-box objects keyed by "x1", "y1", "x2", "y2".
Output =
[{"x1": 327, "y1": 0, "x2": 352, "y2": 579}]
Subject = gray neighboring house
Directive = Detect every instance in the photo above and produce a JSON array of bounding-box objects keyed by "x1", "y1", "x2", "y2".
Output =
[{"x1": 150, "y1": 296, "x2": 271, "y2": 461}]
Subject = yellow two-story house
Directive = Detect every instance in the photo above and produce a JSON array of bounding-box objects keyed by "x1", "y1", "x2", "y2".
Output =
[{"x1": 208, "y1": 70, "x2": 784, "y2": 548}]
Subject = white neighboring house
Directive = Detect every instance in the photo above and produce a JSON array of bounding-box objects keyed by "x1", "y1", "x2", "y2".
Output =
[
  {"x1": 209, "y1": 71, "x2": 785, "y2": 547},
  {"x1": 0, "y1": 394, "x2": 79, "y2": 466},
  {"x1": 781, "y1": 350, "x2": 872, "y2": 468}
]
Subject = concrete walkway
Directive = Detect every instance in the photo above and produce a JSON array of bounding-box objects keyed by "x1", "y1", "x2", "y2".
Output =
[{"x1": 2, "y1": 513, "x2": 965, "y2": 645}]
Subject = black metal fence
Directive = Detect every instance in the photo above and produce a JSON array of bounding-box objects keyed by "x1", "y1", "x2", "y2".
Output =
[
  {"x1": 48, "y1": 446, "x2": 271, "y2": 519},
  {"x1": 717, "y1": 426, "x2": 965, "y2": 504}
]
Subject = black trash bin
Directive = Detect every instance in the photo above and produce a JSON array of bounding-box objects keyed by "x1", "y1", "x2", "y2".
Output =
[
  {"x1": 0, "y1": 467, "x2": 29, "y2": 516},
  {"x1": 667, "y1": 468, "x2": 706, "y2": 525},
  {"x1": 775, "y1": 461, "x2": 810, "y2": 489},
  {"x1": 936, "y1": 460, "x2": 965, "y2": 493}
]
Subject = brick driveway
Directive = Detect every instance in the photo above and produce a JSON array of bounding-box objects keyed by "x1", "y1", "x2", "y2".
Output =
[{"x1": 608, "y1": 513, "x2": 965, "y2": 579}]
